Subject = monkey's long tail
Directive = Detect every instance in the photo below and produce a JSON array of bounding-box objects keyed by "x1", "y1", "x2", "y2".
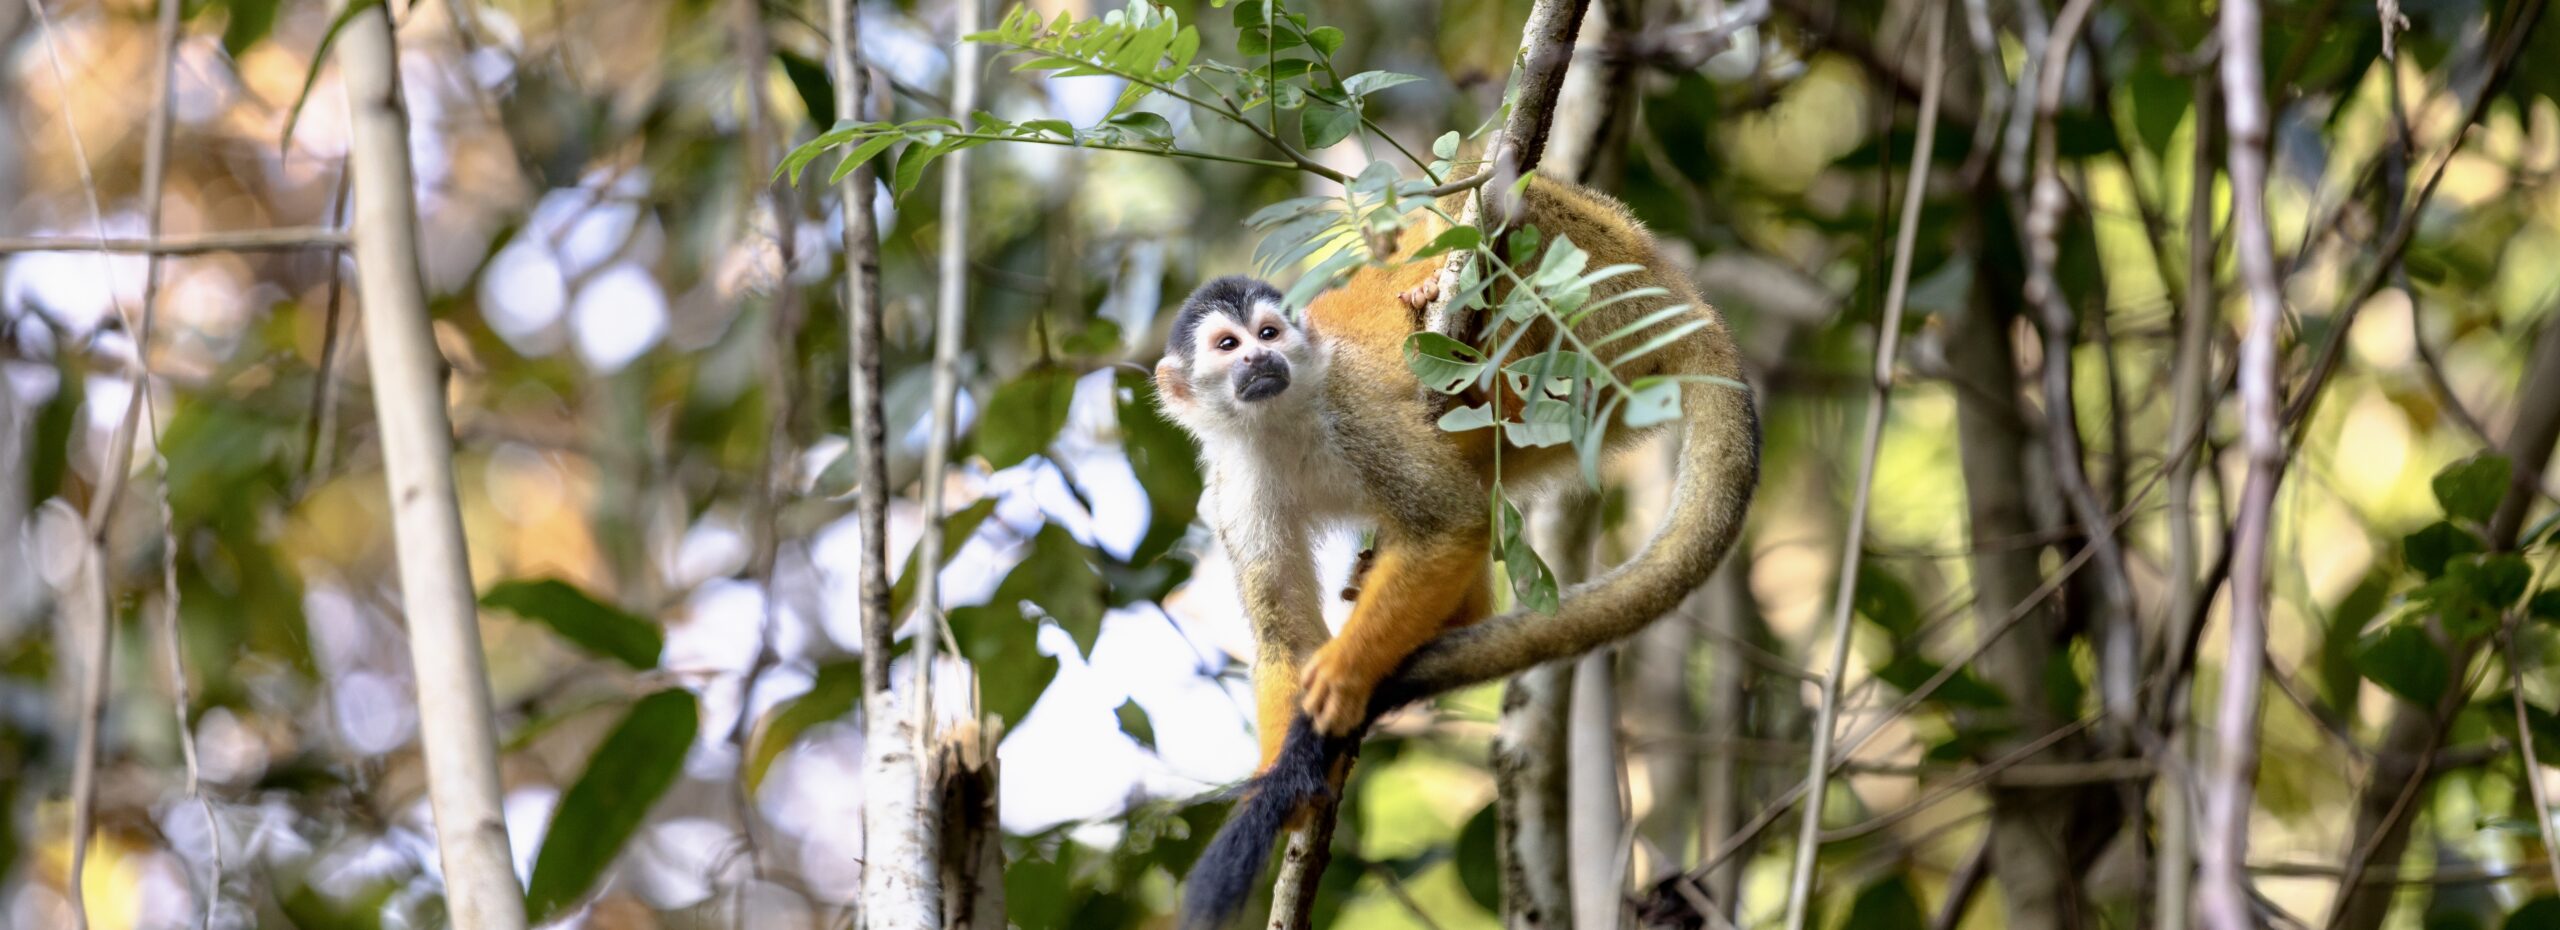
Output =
[
  {"x1": 1179, "y1": 715, "x2": 1358, "y2": 930},
  {"x1": 1183, "y1": 375, "x2": 1759, "y2": 927}
]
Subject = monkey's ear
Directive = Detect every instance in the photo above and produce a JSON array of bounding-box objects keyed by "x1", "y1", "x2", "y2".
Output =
[{"x1": 1154, "y1": 358, "x2": 1195, "y2": 414}]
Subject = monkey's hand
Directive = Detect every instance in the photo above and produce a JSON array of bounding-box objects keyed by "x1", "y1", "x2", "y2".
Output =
[
  {"x1": 1297, "y1": 640, "x2": 1382, "y2": 735},
  {"x1": 1399, "y1": 278, "x2": 1441, "y2": 313}
]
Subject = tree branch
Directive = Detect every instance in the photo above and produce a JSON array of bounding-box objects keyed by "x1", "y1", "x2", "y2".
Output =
[
  {"x1": 0, "y1": 227, "x2": 350, "y2": 254},
  {"x1": 1781, "y1": 6, "x2": 1943, "y2": 927}
]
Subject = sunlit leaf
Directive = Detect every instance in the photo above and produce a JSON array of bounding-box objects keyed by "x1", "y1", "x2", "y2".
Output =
[
  {"x1": 1437, "y1": 403, "x2": 1497, "y2": 432},
  {"x1": 1621, "y1": 377, "x2": 1683, "y2": 428},
  {"x1": 1404, "y1": 332, "x2": 1490, "y2": 394},
  {"x1": 1341, "y1": 70, "x2": 1423, "y2": 96}
]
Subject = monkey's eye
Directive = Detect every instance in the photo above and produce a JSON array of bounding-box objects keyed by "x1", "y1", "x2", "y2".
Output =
[
  {"x1": 1258, "y1": 326, "x2": 1280, "y2": 341},
  {"x1": 1216, "y1": 335, "x2": 1240, "y2": 351}
]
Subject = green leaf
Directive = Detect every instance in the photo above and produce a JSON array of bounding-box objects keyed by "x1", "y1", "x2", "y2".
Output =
[
  {"x1": 1118, "y1": 371, "x2": 1203, "y2": 565},
  {"x1": 1496, "y1": 493, "x2": 1560, "y2": 613},
  {"x1": 1062, "y1": 318, "x2": 1124, "y2": 356},
  {"x1": 1841, "y1": 873, "x2": 1927, "y2": 930},
  {"x1": 2355, "y1": 624, "x2": 2452, "y2": 707},
  {"x1": 1874, "y1": 654, "x2": 2009, "y2": 708},
  {"x1": 746, "y1": 662, "x2": 860, "y2": 790},
  {"x1": 1454, "y1": 802, "x2": 1500, "y2": 913},
  {"x1": 1341, "y1": 70, "x2": 1422, "y2": 96},
  {"x1": 2505, "y1": 896, "x2": 2560, "y2": 929},
  {"x1": 222, "y1": 0, "x2": 280, "y2": 56},
  {"x1": 281, "y1": 0, "x2": 383, "y2": 150},
  {"x1": 2529, "y1": 589, "x2": 2560, "y2": 625},
  {"x1": 1854, "y1": 565, "x2": 1922, "y2": 637},
  {"x1": 1279, "y1": 244, "x2": 1364, "y2": 309},
  {"x1": 2433, "y1": 454, "x2": 2513, "y2": 526},
  {"x1": 1000, "y1": 525, "x2": 1108, "y2": 658},
  {"x1": 1106, "y1": 110, "x2": 1176, "y2": 145},
  {"x1": 1621, "y1": 377, "x2": 1683, "y2": 428},
  {"x1": 889, "y1": 498, "x2": 1002, "y2": 621},
  {"x1": 1115, "y1": 699, "x2": 1157, "y2": 749},
  {"x1": 1502, "y1": 397, "x2": 1578, "y2": 448},
  {"x1": 1308, "y1": 26, "x2": 1346, "y2": 57},
  {"x1": 526, "y1": 690, "x2": 698, "y2": 922},
  {"x1": 1403, "y1": 332, "x2": 1490, "y2": 394},
  {"x1": 977, "y1": 368, "x2": 1080, "y2": 469},
  {"x1": 824, "y1": 133, "x2": 902, "y2": 184},
  {"x1": 777, "y1": 51, "x2": 835, "y2": 129},
  {"x1": 2470, "y1": 553, "x2": 2534, "y2": 608},
  {"x1": 1301, "y1": 100, "x2": 1359, "y2": 150},
  {"x1": 480, "y1": 580, "x2": 662, "y2": 670},
  {"x1": 893, "y1": 139, "x2": 950, "y2": 198},
  {"x1": 1502, "y1": 351, "x2": 1606, "y2": 399},
  {"x1": 1437, "y1": 403, "x2": 1497, "y2": 432},
  {"x1": 1433, "y1": 131, "x2": 1461, "y2": 159},
  {"x1": 1412, "y1": 225, "x2": 1482, "y2": 260},
  {"x1": 948, "y1": 604, "x2": 1060, "y2": 727},
  {"x1": 1612, "y1": 316, "x2": 1710, "y2": 367},
  {"x1": 2404, "y1": 521, "x2": 2484, "y2": 577}
]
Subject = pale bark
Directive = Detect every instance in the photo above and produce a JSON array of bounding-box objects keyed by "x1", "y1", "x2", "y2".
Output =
[
  {"x1": 2153, "y1": 70, "x2": 2219, "y2": 930},
  {"x1": 337, "y1": 2, "x2": 527, "y2": 925},
  {"x1": 1567, "y1": 647, "x2": 1626, "y2": 930},
  {"x1": 2196, "y1": 0, "x2": 2282, "y2": 923},
  {"x1": 865, "y1": 0, "x2": 981, "y2": 923}
]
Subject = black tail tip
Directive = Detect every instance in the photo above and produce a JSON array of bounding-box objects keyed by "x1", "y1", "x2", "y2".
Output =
[{"x1": 1178, "y1": 716, "x2": 1352, "y2": 929}]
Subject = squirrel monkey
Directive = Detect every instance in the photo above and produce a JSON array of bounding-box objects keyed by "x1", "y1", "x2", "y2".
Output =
[{"x1": 1155, "y1": 177, "x2": 1759, "y2": 928}]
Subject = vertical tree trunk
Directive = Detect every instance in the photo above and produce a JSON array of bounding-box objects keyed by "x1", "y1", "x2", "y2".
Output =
[
  {"x1": 335, "y1": 4, "x2": 527, "y2": 927},
  {"x1": 1568, "y1": 647, "x2": 1626, "y2": 930},
  {"x1": 1953, "y1": 206, "x2": 2084, "y2": 930}
]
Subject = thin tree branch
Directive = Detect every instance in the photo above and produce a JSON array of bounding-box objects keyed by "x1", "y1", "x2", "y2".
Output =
[
  {"x1": 2020, "y1": 0, "x2": 2139, "y2": 745},
  {"x1": 2153, "y1": 63, "x2": 2220, "y2": 930},
  {"x1": 2196, "y1": 0, "x2": 2283, "y2": 919},
  {"x1": 0, "y1": 228, "x2": 350, "y2": 254},
  {"x1": 725, "y1": 0, "x2": 804, "y2": 914},
  {"x1": 334, "y1": 1, "x2": 529, "y2": 925},
  {"x1": 2505, "y1": 629, "x2": 2560, "y2": 891},
  {"x1": 1780, "y1": 6, "x2": 1941, "y2": 928}
]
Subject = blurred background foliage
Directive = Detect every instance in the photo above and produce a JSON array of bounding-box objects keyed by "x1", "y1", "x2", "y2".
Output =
[{"x1": 1, "y1": 0, "x2": 2559, "y2": 926}]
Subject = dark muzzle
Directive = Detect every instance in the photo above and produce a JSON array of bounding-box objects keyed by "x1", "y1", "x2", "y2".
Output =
[{"x1": 1233, "y1": 354, "x2": 1291, "y2": 402}]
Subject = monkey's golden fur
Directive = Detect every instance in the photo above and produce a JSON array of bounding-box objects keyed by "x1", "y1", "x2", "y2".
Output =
[{"x1": 1251, "y1": 176, "x2": 1760, "y2": 752}]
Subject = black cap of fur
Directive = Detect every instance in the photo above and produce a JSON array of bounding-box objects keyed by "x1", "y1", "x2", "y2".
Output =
[{"x1": 1168, "y1": 276, "x2": 1283, "y2": 361}]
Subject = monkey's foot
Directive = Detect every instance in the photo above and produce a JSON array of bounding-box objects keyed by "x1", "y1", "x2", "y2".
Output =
[
  {"x1": 1340, "y1": 547, "x2": 1379, "y2": 602},
  {"x1": 1298, "y1": 642, "x2": 1379, "y2": 735},
  {"x1": 1399, "y1": 279, "x2": 1441, "y2": 312}
]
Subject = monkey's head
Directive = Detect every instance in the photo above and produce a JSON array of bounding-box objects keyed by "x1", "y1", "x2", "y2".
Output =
[{"x1": 1154, "y1": 276, "x2": 1325, "y2": 435}]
